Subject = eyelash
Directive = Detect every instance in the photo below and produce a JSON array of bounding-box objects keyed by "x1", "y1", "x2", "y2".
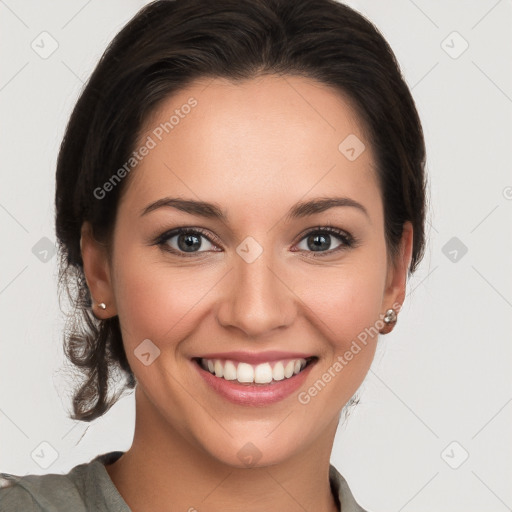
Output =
[{"x1": 153, "y1": 225, "x2": 358, "y2": 258}]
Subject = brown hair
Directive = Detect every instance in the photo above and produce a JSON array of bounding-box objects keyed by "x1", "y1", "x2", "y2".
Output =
[{"x1": 55, "y1": 0, "x2": 428, "y2": 422}]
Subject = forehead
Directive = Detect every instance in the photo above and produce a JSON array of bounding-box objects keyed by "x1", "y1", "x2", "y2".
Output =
[{"x1": 122, "y1": 74, "x2": 380, "y2": 223}]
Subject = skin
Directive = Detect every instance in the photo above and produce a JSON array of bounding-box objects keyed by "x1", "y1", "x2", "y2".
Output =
[{"x1": 81, "y1": 74, "x2": 413, "y2": 512}]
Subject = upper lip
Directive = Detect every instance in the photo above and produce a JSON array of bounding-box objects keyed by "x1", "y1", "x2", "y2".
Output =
[{"x1": 194, "y1": 351, "x2": 316, "y2": 364}]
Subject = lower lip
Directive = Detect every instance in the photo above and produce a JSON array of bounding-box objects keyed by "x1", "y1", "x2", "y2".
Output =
[{"x1": 193, "y1": 359, "x2": 316, "y2": 406}]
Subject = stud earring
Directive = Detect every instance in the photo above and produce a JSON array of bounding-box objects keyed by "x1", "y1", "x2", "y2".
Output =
[
  {"x1": 379, "y1": 307, "x2": 398, "y2": 334},
  {"x1": 383, "y1": 308, "x2": 397, "y2": 324},
  {"x1": 97, "y1": 302, "x2": 107, "y2": 310}
]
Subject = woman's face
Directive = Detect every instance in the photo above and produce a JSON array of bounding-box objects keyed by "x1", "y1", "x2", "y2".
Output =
[{"x1": 88, "y1": 74, "x2": 411, "y2": 467}]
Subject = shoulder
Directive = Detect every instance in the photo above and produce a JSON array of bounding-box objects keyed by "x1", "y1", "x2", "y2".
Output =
[
  {"x1": 0, "y1": 469, "x2": 88, "y2": 512},
  {"x1": 0, "y1": 475, "x2": 41, "y2": 511},
  {"x1": 329, "y1": 464, "x2": 371, "y2": 512},
  {"x1": 0, "y1": 451, "x2": 127, "y2": 512}
]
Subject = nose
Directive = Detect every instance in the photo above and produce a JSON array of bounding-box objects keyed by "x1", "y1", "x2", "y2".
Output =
[{"x1": 216, "y1": 249, "x2": 296, "y2": 338}]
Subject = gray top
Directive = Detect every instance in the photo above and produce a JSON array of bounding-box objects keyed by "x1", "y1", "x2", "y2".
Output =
[{"x1": 0, "y1": 451, "x2": 368, "y2": 511}]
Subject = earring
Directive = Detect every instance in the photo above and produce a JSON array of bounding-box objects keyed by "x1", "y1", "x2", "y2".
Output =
[
  {"x1": 379, "y1": 307, "x2": 398, "y2": 334},
  {"x1": 383, "y1": 308, "x2": 397, "y2": 324},
  {"x1": 97, "y1": 302, "x2": 107, "y2": 310}
]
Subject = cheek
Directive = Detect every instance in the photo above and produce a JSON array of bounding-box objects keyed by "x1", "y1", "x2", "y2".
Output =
[
  {"x1": 295, "y1": 268, "x2": 383, "y2": 411},
  {"x1": 298, "y1": 259, "x2": 386, "y2": 349},
  {"x1": 112, "y1": 246, "x2": 218, "y2": 350}
]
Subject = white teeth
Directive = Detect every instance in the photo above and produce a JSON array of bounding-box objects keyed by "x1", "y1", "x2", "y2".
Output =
[
  {"x1": 200, "y1": 357, "x2": 310, "y2": 384},
  {"x1": 272, "y1": 362, "x2": 285, "y2": 381},
  {"x1": 284, "y1": 361, "x2": 295, "y2": 378},
  {"x1": 237, "y1": 363, "x2": 254, "y2": 383},
  {"x1": 223, "y1": 360, "x2": 237, "y2": 380},
  {"x1": 254, "y1": 363, "x2": 273, "y2": 384},
  {"x1": 214, "y1": 360, "x2": 224, "y2": 378}
]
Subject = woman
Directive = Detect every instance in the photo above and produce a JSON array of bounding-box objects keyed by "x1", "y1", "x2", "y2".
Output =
[{"x1": 0, "y1": 0, "x2": 427, "y2": 510}]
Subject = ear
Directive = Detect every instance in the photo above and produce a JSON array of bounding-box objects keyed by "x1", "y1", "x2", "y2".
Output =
[
  {"x1": 381, "y1": 221, "x2": 414, "y2": 328},
  {"x1": 80, "y1": 221, "x2": 117, "y2": 318}
]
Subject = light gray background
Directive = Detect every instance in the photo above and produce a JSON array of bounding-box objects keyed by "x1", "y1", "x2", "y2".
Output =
[{"x1": 1, "y1": 1, "x2": 511, "y2": 510}]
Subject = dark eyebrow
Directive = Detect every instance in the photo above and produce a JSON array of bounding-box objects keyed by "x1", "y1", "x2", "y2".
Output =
[
  {"x1": 284, "y1": 196, "x2": 369, "y2": 222},
  {"x1": 140, "y1": 196, "x2": 370, "y2": 222},
  {"x1": 141, "y1": 197, "x2": 229, "y2": 221}
]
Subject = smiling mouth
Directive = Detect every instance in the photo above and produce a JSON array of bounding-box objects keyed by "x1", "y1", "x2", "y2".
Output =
[{"x1": 193, "y1": 356, "x2": 317, "y2": 385}]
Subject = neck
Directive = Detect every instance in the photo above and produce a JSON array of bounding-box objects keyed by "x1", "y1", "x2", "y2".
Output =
[{"x1": 106, "y1": 387, "x2": 340, "y2": 512}]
